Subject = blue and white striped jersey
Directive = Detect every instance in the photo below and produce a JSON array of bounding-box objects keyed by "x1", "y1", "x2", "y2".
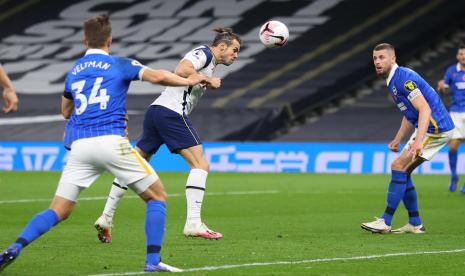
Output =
[
  {"x1": 386, "y1": 64, "x2": 454, "y2": 134},
  {"x1": 444, "y1": 63, "x2": 465, "y2": 112},
  {"x1": 63, "y1": 49, "x2": 145, "y2": 149}
]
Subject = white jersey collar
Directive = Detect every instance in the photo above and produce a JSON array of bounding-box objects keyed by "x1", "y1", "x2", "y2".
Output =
[
  {"x1": 85, "y1": 48, "x2": 109, "y2": 56},
  {"x1": 386, "y1": 63, "x2": 398, "y2": 86}
]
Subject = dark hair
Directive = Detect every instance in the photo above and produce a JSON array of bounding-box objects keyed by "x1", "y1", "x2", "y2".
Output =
[
  {"x1": 84, "y1": 14, "x2": 112, "y2": 48},
  {"x1": 373, "y1": 43, "x2": 395, "y2": 52},
  {"x1": 459, "y1": 43, "x2": 465, "y2": 50},
  {"x1": 211, "y1": 27, "x2": 241, "y2": 46}
]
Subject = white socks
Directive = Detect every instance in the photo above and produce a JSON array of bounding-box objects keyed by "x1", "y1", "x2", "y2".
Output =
[
  {"x1": 185, "y1": 169, "x2": 208, "y2": 226},
  {"x1": 103, "y1": 179, "x2": 127, "y2": 221},
  {"x1": 103, "y1": 171, "x2": 208, "y2": 227}
]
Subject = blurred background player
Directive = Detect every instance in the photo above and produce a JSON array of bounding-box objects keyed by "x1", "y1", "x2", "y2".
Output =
[
  {"x1": 437, "y1": 44, "x2": 465, "y2": 192},
  {"x1": 0, "y1": 64, "x2": 18, "y2": 113},
  {"x1": 361, "y1": 43, "x2": 454, "y2": 234},
  {"x1": 0, "y1": 14, "x2": 209, "y2": 273},
  {"x1": 94, "y1": 28, "x2": 240, "y2": 242}
]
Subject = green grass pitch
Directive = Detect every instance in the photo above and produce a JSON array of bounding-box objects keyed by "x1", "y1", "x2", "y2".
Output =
[{"x1": 1, "y1": 171, "x2": 465, "y2": 275}]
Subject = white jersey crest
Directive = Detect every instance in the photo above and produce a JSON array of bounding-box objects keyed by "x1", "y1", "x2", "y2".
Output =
[{"x1": 152, "y1": 45, "x2": 215, "y2": 115}]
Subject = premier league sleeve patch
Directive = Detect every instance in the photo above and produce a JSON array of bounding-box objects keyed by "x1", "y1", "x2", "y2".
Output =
[{"x1": 404, "y1": 80, "x2": 421, "y2": 101}]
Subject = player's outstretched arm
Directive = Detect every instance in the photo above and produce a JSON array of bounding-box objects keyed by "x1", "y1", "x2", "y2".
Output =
[
  {"x1": 142, "y1": 68, "x2": 207, "y2": 87},
  {"x1": 175, "y1": 60, "x2": 221, "y2": 89},
  {"x1": 0, "y1": 64, "x2": 18, "y2": 113}
]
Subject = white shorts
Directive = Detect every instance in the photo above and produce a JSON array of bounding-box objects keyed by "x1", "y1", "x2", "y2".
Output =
[
  {"x1": 402, "y1": 129, "x2": 453, "y2": 161},
  {"x1": 450, "y1": 112, "x2": 465, "y2": 139},
  {"x1": 56, "y1": 135, "x2": 158, "y2": 202}
]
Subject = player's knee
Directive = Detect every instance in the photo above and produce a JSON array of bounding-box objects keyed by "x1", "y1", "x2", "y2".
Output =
[
  {"x1": 51, "y1": 208, "x2": 72, "y2": 221},
  {"x1": 390, "y1": 160, "x2": 405, "y2": 171},
  {"x1": 142, "y1": 180, "x2": 168, "y2": 202},
  {"x1": 190, "y1": 158, "x2": 209, "y2": 171},
  {"x1": 449, "y1": 145, "x2": 459, "y2": 152},
  {"x1": 155, "y1": 189, "x2": 168, "y2": 202}
]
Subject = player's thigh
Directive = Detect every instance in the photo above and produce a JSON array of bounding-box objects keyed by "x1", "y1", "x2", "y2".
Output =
[
  {"x1": 137, "y1": 179, "x2": 167, "y2": 202},
  {"x1": 136, "y1": 106, "x2": 164, "y2": 156},
  {"x1": 450, "y1": 112, "x2": 465, "y2": 139},
  {"x1": 49, "y1": 195, "x2": 78, "y2": 220},
  {"x1": 56, "y1": 138, "x2": 103, "y2": 201},
  {"x1": 398, "y1": 129, "x2": 453, "y2": 168},
  {"x1": 420, "y1": 131, "x2": 453, "y2": 160},
  {"x1": 101, "y1": 136, "x2": 160, "y2": 193},
  {"x1": 153, "y1": 106, "x2": 201, "y2": 153},
  {"x1": 392, "y1": 149, "x2": 416, "y2": 170}
]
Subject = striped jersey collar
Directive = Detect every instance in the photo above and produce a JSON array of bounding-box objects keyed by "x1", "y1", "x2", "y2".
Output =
[
  {"x1": 386, "y1": 63, "x2": 398, "y2": 86},
  {"x1": 204, "y1": 45, "x2": 217, "y2": 65},
  {"x1": 85, "y1": 48, "x2": 109, "y2": 56}
]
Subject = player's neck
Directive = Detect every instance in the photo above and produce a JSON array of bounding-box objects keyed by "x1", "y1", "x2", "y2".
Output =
[
  {"x1": 87, "y1": 46, "x2": 110, "y2": 53},
  {"x1": 209, "y1": 46, "x2": 219, "y2": 65}
]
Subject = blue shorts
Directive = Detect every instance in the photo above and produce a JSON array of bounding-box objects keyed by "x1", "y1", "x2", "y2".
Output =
[{"x1": 136, "y1": 105, "x2": 201, "y2": 154}]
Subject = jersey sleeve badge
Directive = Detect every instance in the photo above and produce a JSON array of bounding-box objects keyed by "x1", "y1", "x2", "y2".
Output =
[
  {"x1": 404, "y1": 80, "x2": 421, "y2": 101},
  {"x1": 404, "y1": 80, "x2": 417, "y2": 91}
]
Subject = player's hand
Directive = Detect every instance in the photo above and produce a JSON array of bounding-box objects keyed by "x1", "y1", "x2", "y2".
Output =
[
  {"x1": 388, "y1": 139, "x2": 400, "y2": 152},
  {"x1": 187, "y1": 73, "x2": 208, "y2": 86},
  {"x1": 437, "y1": 80, "x2": 446, "y2": 93},
  {"x1": 207, "y1": 77, "x2": 221, "y2": 89},
  {"x1": 408, "y1": 140, "x2": 423, "y2": 161},
  {"x1": 3, "y1": 88, "x2": 18, "y2": 113}
]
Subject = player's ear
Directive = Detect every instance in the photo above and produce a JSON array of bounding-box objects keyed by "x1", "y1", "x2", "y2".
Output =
[
  {"x1": 219, "y1": 42, "x2": 227, "y2": 51},
  {"x1": 83, "y1": 38, "x2": 89, "y2": 48},
  {"x1": 107, "y1": 36, "x2": 112, "y2": 49}
]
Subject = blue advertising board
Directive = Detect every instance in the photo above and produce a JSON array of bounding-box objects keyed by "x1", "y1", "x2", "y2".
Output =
[{"x1": 0, "y1": 141, "x2": 456, "y2": 174}]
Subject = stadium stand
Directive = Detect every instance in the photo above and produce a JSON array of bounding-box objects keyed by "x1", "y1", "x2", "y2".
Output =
[
  {"x1": 1, "y1": 0, "x2": 465, "y2": 143},
  {"x1": 276, "y1": 18, "x2": 465, "y2": 142}
]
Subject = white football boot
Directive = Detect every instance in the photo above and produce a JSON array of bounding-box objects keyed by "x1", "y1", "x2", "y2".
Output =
[
  {"x1": 183, "y1": 222, "x2": 223, "y2": 239},
  {"x1": 94, "y1": 215, "x2": 112, "y2": 243},
  {"x1": 391, "y1": 223, "x2": 425, "y2": 234},
  {"x1": 361, "y1": 217, "x2": 391, "y2": 234},
  {"x1": 144, "y1": 261, "x2": 183, "y2": 272}
]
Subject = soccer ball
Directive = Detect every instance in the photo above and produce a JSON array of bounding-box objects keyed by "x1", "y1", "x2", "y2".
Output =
[{"x1": 259, "y1": 20, "x2": 289, "y2": 48}]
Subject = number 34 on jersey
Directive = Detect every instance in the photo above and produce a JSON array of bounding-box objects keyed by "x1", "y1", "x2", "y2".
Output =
[{"x1": 71, "y1": 77, "x2": 110, "y2": 115}]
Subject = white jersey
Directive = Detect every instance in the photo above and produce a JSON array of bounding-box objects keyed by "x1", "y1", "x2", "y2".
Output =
[{"x1": 152, "y1": 45, "x2": 215, "y2": 115}]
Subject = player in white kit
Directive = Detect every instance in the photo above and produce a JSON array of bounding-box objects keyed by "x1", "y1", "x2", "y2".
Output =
[{"x1": 94, "y1": 28, "x2": 241, "y2": 241}]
